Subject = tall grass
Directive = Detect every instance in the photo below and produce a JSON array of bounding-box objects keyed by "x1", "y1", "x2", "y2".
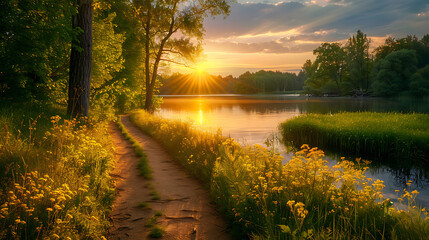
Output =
[
  {"x1": 130, "y1": 110, "x2": 429, "y2": 239},
  {"x1": 280, "y1": 112, "x2": 429, "y2": 165},
  {"x1": 0, "y1": 104, "x2": 115, "y2": 239}
]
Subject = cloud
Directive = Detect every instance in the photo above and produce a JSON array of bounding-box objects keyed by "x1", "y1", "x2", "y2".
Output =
[
  {"x1": 203, "y1": 0, "x2": 429, "y2": 54},
  {"x1": 205, "y1": 40, "x2": 320, "y2": 54}
]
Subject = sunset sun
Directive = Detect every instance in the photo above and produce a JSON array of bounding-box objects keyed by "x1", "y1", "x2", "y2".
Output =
[{"x1": 193, "y1": 61, "x2": 212, "y2": 75}]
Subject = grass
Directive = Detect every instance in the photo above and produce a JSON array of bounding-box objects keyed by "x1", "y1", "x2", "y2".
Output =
[
  {"x1": 145, "y1": 211, "x2": 163, "y2": 227},
  {"x1": 138, "y1": 201, "x2": 150, "y2": 209},
  {"x1": 130, "y1": 110, "x2": 429, "y2": 240},
  {"x1": 280, "y1": 112, "x2": 429, "y2": 165},
  {"x1": 117, "y1": 119, "x2": 152, "y2": 179},
  {"x1": 150, "y1": 190, "x2": 161, "y2": 200},
  {"x1": 145, "y1": 211, "x2": 164, "y2": 239},
  {"x1": 0, "y1": 103, "x2": 115, "y2": 239},
  {"x1": 148, "y1": 225, "x2": 164, "y2": 238},
  {"x1": 145, "y1": 215, "x2": 158, "y2": 227}
]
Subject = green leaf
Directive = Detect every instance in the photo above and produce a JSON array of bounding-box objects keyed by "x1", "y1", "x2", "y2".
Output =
[{"x1": 278, "y1": 225, "x2": 291, "y2": 234}]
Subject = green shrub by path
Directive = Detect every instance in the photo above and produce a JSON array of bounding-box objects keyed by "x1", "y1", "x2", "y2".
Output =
[
  {"x1": 280, "y1": 112, "x2": 429, "y2": 165},
  {"x1": 130, "y1": 110, "x2": 429, "y2": 239},
  {"x1": 0, "y1": 104, "x2": 115, "y2": 239}
]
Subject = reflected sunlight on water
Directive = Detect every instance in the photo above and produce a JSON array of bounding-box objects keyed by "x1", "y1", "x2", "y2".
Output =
[{"x1": 158, "y1": 95, "x2": 301, "y2": 145}]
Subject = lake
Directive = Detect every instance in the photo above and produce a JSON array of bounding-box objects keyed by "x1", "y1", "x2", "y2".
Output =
[{"x1": 156, "y1": 94, "x2": 429, "y2": 208}]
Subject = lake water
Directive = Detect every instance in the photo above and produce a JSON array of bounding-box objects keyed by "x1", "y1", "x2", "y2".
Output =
[{"x1": 157, "y1": 94, "x2": 429, "y2": 208}]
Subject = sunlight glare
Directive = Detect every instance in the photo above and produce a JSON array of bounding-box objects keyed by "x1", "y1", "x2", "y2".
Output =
[
  {"x1": 194, "y1": 61, "x2": 211, "y2": 75},
  {"x1": 198, "y1": 100, "x2": 204, "y2": 125}
]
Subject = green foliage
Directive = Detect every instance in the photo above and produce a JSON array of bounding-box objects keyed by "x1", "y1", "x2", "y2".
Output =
[
  {"x1": 130, "y1": 110, "x2": 429, "y2": 239},
  {"x1": 145, "y1": 211, "x2": 164, "y2": 239},
  {"x1": 371, "y1": 34, "x2": 429, "y2": 97},
  {"x1": 132, "y1": 0, "x2": 232, "y2": 111},
  {"x1": 0, "y1": 0, "x2": 129, "y2": 120},
  {"x1": 311, "y1": 42, "x2": 345, "y2": 94},
  {"x1": 409, "y1": 65, "x2": 429, "y2": 97},
  {"x1": 302, "y1": 32, "x2": 429, "y2": 97},
  {"x1": 372, "y1": 49, "x2": 418, "y2": 97},
  {"x1": 235, "y1": 70, "x2": 305, "y2": 94},
  {"x1": 345, "y1": 30, "x2": 371, "y2": 91},
  {"x1": 150, "y1": 190, "x2": 161, "y2": 201},
  {"x1": 91, "y1": 1, "x2": 126, "y2": 120},
  {"x1": 138, "y1": 201, "x2": 150, "y2": 208},
  {"x1": 375, "y1": 34, "x2": 429, "y2": 68},
  {"x1": 148, "y1": 225, "x2": 164, "y2": 238},
  {"x1": 302, "y1": 30, "x2": 371, "y2": 96},
  {"x1": 0, "y1": 0, "x2": 77, "y2": 101},
  {"x1": 280, "y1": 112, "x2": 429, "y2": 165}
]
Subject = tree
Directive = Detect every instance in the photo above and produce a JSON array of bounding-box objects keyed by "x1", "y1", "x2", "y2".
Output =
[
  {"x1": 0, "y1": 0, "x2": 76, "y2": 101},
  {"x1": 374, "y1": 35, "x2": 429, "y2": 68},
  {"x1": 302, "y1": 59, "x2": 323, "y2": 96},
  {"x1": 109, "y1": 0, "x2": 147, "y2": 112},
  {"x1": 372, "y1": 49, "x2": 418, "y2": 97},
  {"x1": 90, "y1": 0, "x2": 126, "y2": 119},
  {"x1": 409, "y1": 65, "x2": 429, "y2": 97},
  {"x1": 68, "y1": 0, "x2": 93, "y2": 117},
  {"x1": 313, "y1": 43, "x2": 346, "y2": 86},
  {"x1": 345, "y1": 30, "x2": 371, "y2": 92},
  {"x1": 134, "y1": 0, "x2": 231, "y2": 112}
]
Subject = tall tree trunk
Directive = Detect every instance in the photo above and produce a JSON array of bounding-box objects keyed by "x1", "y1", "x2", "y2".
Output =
[
  {"x1": 144, "y1": 7, "x2": 175, "y2": 113},
  {"x1": 68, "y1": 0, "x2": 93, "y2": 117}
]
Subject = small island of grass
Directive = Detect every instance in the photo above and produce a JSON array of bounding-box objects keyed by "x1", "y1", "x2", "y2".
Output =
[{"x1": 280, "y1": 112, "x2": 429, "y2": 165}]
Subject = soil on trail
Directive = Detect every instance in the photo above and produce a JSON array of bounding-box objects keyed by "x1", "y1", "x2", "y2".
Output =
[{"x1": 108, "y1": 116, "x2": 230, "y2": 240}]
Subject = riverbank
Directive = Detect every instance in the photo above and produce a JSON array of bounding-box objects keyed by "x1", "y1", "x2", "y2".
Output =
[
  {"x1": 280, "y1": 112, "x2": 429, "y2": 166},
  {"x1": 130, "y1": 110, "x2": 429, "y2": 239}
]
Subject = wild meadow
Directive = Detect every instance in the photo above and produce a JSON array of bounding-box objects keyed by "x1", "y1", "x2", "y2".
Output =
[
  {"x1": 0, "y1": 104, "x2": 115, "y2": 239},
  {"x1": 131, "y1": 110, "x2": 429, "y2": 239},
  {"x1": 280, "y1": 112, "x2": 429, "y2": 165}
]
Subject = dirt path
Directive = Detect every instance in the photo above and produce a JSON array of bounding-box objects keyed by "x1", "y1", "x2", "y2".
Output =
[{"x1": 108, "y1": 116, "x2": 230, "y2": 240}]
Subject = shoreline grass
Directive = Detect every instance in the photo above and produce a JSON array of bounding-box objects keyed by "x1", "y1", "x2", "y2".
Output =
[
  {"x1": 130, "y1": 110, "x2": 429, "y2": 239},
  {"x1": 280, "y1": 112, "x2": 429, "y2": 166}
]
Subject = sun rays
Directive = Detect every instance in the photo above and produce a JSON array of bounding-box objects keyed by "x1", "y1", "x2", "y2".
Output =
[{"x1": 162, "y1": 61, "x2": 227, "y2": 95}]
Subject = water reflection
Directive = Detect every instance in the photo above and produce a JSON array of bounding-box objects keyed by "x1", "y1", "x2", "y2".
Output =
[{"x1": 157, "y1": 94, "x2": 429, "y2": 207}]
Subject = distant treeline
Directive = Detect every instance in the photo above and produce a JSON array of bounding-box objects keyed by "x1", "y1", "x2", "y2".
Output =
[
  {"x1": 159, "y1": 70, "x2": 305, "y2": 95},
  {"x1": 302, "y1": 31, "x2": 429, "y2": 97},
  {"x1": 162, "y1": 31, "x2": 429, "y2": 98}
]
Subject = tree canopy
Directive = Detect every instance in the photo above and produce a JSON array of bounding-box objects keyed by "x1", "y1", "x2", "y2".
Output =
[
  {"x1": 131, "y1": 0, "x2": 231, "y2": 112},
  {"x1": 302, "y1": 31, "x2": 429, "y2": 97}
]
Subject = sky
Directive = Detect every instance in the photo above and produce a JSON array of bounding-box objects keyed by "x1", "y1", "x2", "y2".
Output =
[{"x1": 173, "y1": 0, "x2": 429, "y2": 77}]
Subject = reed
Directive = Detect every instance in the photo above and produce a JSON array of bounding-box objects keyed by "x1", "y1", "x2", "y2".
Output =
[
  {"x1": 280, "y1": 112, "x2": 429, "y2": 165},
  {"x1": 131, "y1": 110, "x2": 429, "y2": 239}
]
